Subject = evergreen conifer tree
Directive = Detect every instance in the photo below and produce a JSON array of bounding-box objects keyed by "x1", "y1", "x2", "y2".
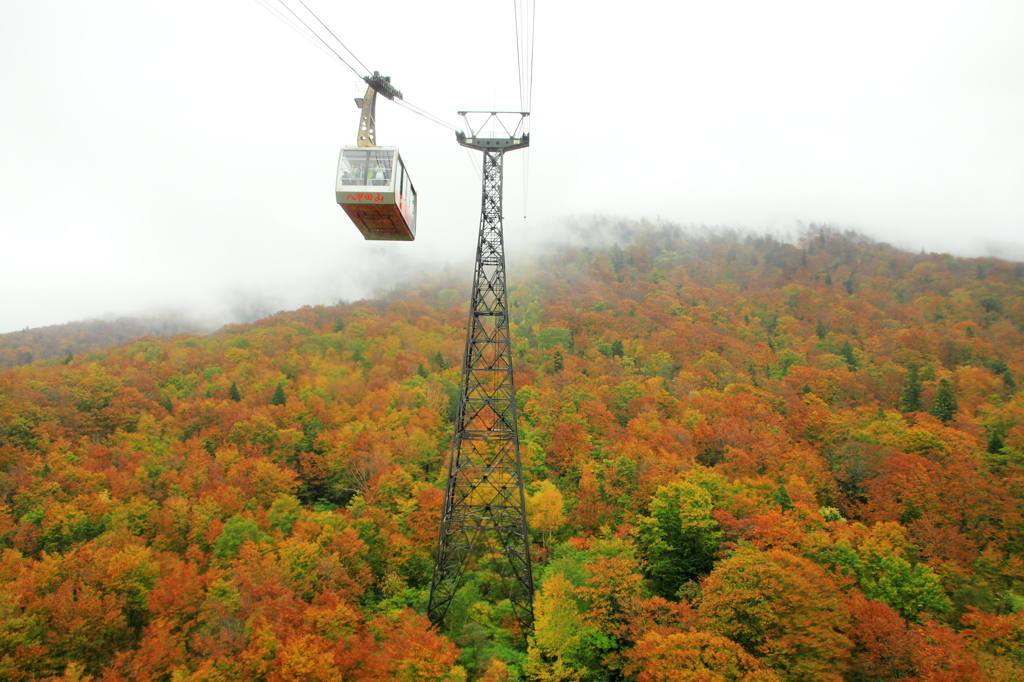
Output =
[
  {"x1": 229, "y1": 381, "x2": 241, "y2": 402},
  {"x1": 840, "y1": 340, "x2": 858, "y2": 370},
  {"x1": 772, "y1": 484, "x2": 794, "y2": 511},
  {"x1": 930, "y1": 378, "x2": 957, "y2": 421},
  {"x1": 611, "y1": 340, "x2": 625, "y2": 357},
  {"x1": 611, "y1": 243, "x2": 625, "y2": 272},
  {"x1": 552, "y1": 351, "x2": 564, "y2": 373},
  {"x1": 270, "y1": 383, "x2": 286, "y2": 406},
  {"x1": 899, "y1": 365, "x2": 923, "y2": 413},
  {"x1": 987, "y1": 431, "x2": 1005, "y2": 455}
]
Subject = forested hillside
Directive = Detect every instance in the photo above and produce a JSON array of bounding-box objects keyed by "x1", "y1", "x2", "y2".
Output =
[
  {"x1": 0, "y1": 317, "x2": 208, "y2": 369},
  {"x1": 3, "y1": 226, "x2": 1024, "y2": 681}
]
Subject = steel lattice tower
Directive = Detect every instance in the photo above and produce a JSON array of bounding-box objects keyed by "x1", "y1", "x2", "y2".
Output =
[{"x1": 428, "y1": 113, "x2": 533, "y2": 633}]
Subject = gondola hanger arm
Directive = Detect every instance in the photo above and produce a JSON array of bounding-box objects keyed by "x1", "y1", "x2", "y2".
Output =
[{"x1": 354, "y1": 72, "x2": 402, "y2": 148}]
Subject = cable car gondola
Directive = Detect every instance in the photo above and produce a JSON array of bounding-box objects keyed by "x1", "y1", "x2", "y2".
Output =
[{"x1": 336, "y1": 73, "x2": 417, "y2": 241}]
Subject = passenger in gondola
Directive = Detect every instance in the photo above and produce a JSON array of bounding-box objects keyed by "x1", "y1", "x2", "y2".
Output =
[{"x1": 353, "y1": 163, "x2": 366, "y2": 185}]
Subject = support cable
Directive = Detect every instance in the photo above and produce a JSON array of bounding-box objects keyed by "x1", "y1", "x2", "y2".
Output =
[
  {"x1": 525, "y1": 0, "x2": 536, "y2": 215},
  {"x1": 393, "y1": 98, "x2": 463, "y2": 133},
  {"x1": 294, "y1": 0, "x2": 372, "y2": 75},
  {"x1": 528, "y1": 0, "x2": 537, "y2": 111},
  {"x1": 252, "y1": 0, "x2": 463, "y2": 135},
  {"x1": 511, "y1": 0, "x2": 537, "y2": 217},
  {"x1": 252, "y1": 0, "x2": 351, "y2": 70},
  {"x1": 271, "y1": 0, "x2": 365, "y2": 79},
  {"x1": 465, "y1": 149, "x2": 482, "y2": 182},
  {"x1": 513, "y1": 1, "x2": 524, "y2": 111},
  {"x1": 256, "y1": 0, "x2": 521, "y2": 189}
]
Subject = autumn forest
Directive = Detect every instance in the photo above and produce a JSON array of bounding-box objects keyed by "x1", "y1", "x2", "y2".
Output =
[{"x1": 3, "y1": 225, "x2": 1024, "y2": 681}]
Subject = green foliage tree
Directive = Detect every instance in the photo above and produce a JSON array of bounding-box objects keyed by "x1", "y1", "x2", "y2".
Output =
[
  {"x1": 611, "y1": 339, "x2": 625, "y2": 357},
  {"x1": 1003, "y1": 370, "x2": 1017, "y2": 391},
  {"x1": 772, "y1": 484, "x2": 794, "y2": 511},
  {"x1": 611, "y1": 243, "x2": 625, "y2": 272},
  {"x1": 930, "y1": 378, "x2": 958, "y2": 422},
  {"x1": 525, "y1": 572, "x2": 613, "y2": 681},
  {"x1": 987, "y1": 431, "x2": 1005, "y2": 455},
  {"x1": 899, "y1": 365, "x2": 923, "y2": 413},
  {"x1": 433, "y1": 351, "x2": 448, "y2": 370},
  {"x1": 269, "y1": 494, "x2": 302, "y2": 534},
  {"x1": 853, "y1": 546, "x2": 951, "y2": 620},
  {"x1": 637, "y1": 479, "x2": 722, "y2": 598},
  {"x1": 812, "y1": 529, "x2": 951, "y2": 621},
  {"x1": 840, "y1": 340, "x2": 858, "y2": 370},
  {"x1": 537, "y1": 327, "x2": 573, "y2": 350},
  {"x1": 270, "y1": 383, "x2": 287, "y2": 406},
  {"x1": 228, "y1": 381, "x2": 241, "y2": 402},
  {"x1": 214, "y1": 515, "x2": 267, "y2": 559}
]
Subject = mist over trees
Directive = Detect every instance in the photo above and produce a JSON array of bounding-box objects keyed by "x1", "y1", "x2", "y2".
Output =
[
  {"x1": 2, "y1": 224, "x2": 1024, "y2": 680},
  {"x1": 0, "y1": 316, "x2": 210, "y2": 369}
]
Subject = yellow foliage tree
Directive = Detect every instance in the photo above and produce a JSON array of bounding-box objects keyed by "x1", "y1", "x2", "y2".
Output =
[{"x1": 528, "y1": 480, "x2": 566, "y2": 547}]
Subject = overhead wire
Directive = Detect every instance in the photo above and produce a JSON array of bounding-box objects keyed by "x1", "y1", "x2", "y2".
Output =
[
  {"x1": 513, "y1": 2, "x2": 524, "y2": 111},
  {"x1": 525, "y1": 0, "x2": 536, "y2": 216},
  {"x1": 513, "y1": 0, "x2": 535, "y2": 112},
  {"x1": 512, "y1": 0, "x2": 537, "y2": 217},
  {"x1": 293, "y1": 0, "x2": 372, "y2": 75},
  {"x1": 394, "y1": 99, "x2": 462, "y2": 133},
  {"x1": 251, "y1": 0, "x2": 463, "y2": 135},
  {"x1": 255, "y1": 0, "x2": 525, "y2": 187},
  {"x1": 271, "y1": 0, "x2": 364, "y2": 79},
  {"x1": 251, "y1": 0, "x2": 351, "y2": 70},
  {"x1": 528, "y1": 0, "x2": 537, "y2": 111}
]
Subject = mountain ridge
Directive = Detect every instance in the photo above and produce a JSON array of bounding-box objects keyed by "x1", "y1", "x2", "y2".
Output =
[{"x1": 2, "y1": 224, "x2": 1023, "y2": 680}]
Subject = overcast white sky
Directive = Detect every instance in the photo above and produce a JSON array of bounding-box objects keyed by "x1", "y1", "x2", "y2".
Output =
[{"x1": 1, "y1": 0, "x2": 1022, "y2": 334}]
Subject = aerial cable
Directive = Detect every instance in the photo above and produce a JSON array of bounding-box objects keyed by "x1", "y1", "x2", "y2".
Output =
[
  {"x1": 254, "y1": 0, "x2": 500, "y2": 193},
  {"x1": 252, "y1": 0, "x2": 352, "y2": 70},
  {"x1": 510, "y1": 0, "x2": 537, "y2": 217},
  {"x1": 464, "y1": 148, "x2": 482, "y2": 182},
  {"x1": 512, "y1": 0, "x2": 535, "y2": 111},
  {"x1": 528, "y1": 0, "x2": 537, "y2": 111},
  {"x1": 252, "y1": 0, "x2": 463, "y2": 135},
  {"x1": 271, "y1": 0, "x2": 365, "y2": 79},
  {"x1": 293, "y1": 0, "x2": 372, "y2": 75},
  {"x1": 393, "y1": 98, "x2": 462, "y2": 133},
  {"x1": 513, "y1": 1, "x2": 524, "y2": 111}
]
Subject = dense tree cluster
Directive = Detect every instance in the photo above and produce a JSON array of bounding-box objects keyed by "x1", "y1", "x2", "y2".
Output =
[{"x1": 2, "y1": 225, "x2": 1024, "y2": 680}]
